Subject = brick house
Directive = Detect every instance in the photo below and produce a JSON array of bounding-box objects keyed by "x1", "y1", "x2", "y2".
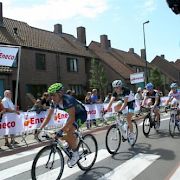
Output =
[{"x1": 151, "y1": 55, "x2": 179, "y2": 93}]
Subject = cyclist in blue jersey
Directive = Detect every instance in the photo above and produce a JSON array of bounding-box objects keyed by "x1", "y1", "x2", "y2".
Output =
[
  {"x1": 106, "y1": 80, "x2": 136, "y2": 144},
  {"x1": 142, "y1": 83, "x2": 161, "y2": 129},
  {"x1": 37, "y1": 83, "x2": 87, "y2": 167}
]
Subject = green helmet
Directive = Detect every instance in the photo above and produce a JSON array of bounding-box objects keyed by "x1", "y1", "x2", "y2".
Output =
[{"x1": 48, "y1": 83, "x2": 64, "y2": 94}]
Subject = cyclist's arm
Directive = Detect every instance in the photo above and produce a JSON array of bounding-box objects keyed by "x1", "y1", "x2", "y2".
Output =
[
  {"x1": 39, "y1": 108, "x2": 54, "y2": 130},
  {"x1": 119, "y1": 97, "x2": 128, "y2": 111},
  {"x1": 106, "y1": 96, "x2": 115, "y2": 111},
  {"x1": 61, "y1": 106, "x2": 75, "y2": 132},
  {"x1": 153, "y1": 95, "x2": 159, "y2": 107},
  {"x1": 142, "y1": 96, "x2": 148, "y2": 106}
]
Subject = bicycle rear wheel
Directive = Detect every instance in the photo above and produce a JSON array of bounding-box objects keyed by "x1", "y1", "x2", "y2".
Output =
[
  {"x1": 31, "y1": 145, "x2": 64, "y2": 180},
  {"x1": 105, "y1": 124, "x2": 121, "y2": 154},
  {"x1": 127, "y1": 120, "x2": 138, "y2": 147},
  {"x1": 77, "y1": 134, "x2": 98, "y2": 171},
  {"x1": 169, "y1": 114, "x2": 176, "y2": 137},
  {"x1": 143, "y1": 115, "x2": 151, "y2": 137}
]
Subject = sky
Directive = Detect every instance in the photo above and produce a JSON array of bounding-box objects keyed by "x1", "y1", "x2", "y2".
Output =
[{"x1": 1, "y1": 0, "x2": 180, "y2": 62}]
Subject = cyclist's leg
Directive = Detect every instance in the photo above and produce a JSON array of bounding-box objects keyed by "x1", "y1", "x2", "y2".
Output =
[
  {"x1": 62, "y1": 124, "x2": 77, "y2": 150},
  {"x1": 154, "y1": 106, "x2": 160, "y2": 122},
  {"x1": 127, "y1": 112, "x2": 133, "y2": 132}
]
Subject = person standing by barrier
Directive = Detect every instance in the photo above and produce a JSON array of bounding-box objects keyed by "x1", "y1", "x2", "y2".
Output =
[
  {"x1": 135, "y1": 87, "x2": 143, "y2": 116},
  {"x1": 2, "y1": 90, "x2": 20, "y2": 148},
  {"x1": 84, "y1": 91, "x2": 92, "y2": 129},
  {"x1": 91, "y1": 89, "x2": 101, "y2": 127},
  {"x1": 0, "y1": 96, "x2": 5, "y2": 121}
]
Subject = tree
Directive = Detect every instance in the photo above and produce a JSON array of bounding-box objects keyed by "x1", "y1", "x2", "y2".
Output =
[
  {"x1": 149, "y1": 68, "x2": 163, "y2": 91},
  {"x1": 89, "y1": 58, "x2": 108, "y2": 100}
]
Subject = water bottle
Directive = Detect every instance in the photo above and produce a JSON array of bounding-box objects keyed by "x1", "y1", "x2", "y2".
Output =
[
  {"x1": 123, "y1": 122, "x2": 128, "y2": 139},
  {"x1": 61, "y1": 140, "x2": 69, "y2": 149}
]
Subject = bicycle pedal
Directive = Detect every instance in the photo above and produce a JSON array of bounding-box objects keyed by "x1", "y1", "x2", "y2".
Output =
[{"x1": 122, "y1": 136, "x2": 127, "y2": 142}]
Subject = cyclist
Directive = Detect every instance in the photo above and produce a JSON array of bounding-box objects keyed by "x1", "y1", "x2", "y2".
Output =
[
  {"x1": 141, "y1": 83, "x2": 161, "y2": 129},
  {"x1": 106, "y1": 80, "x2": 136, "y2": 144},
  {"x1": 166, "y1": 83, "x2": 180, "y2": 107},
  {"x1": 36, "y1": 83, "x2": 87, "y2": 167}
]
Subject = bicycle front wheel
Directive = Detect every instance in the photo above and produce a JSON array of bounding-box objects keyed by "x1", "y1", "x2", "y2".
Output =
[
  {"x1": 143, "y1": 115, "x2": 151, "y2": 137},
  {"x1": 128, "y1": 120, "x2": 138, "y2": 147},
  {"x1": 169, "y1": 114, "x2": 176, "y2": 137},
  {"x1": 77, "y1": 134, "x2": 98, "y2": 171},
  {"x1": 31, "y1": 145, "x2": 64, "y2": 180},
  {"x1": 105, "y1": 124, "x2": 121, "y2": 154}
]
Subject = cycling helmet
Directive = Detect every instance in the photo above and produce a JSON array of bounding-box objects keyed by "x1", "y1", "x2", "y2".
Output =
[
  {"x1": 170, "y1": 83, "x2": 178, "y2": 89},
  {"x1": 48, "y1": 83, "x2": 64, "y2": 94},
  {"x1": 112, "y1": 80, "x2": 123, "y2": 88},
  {"x1": 146, "y1": 83, "x2": 154, "y2": 90}
]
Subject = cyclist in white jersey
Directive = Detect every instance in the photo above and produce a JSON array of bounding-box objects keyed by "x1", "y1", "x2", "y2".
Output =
[
  {"x1": 106, "y1": 80, "x2": 136, "y2": 144},
  {"x1": 166, "y1": 83, "x2": 180, "y2": 107}
]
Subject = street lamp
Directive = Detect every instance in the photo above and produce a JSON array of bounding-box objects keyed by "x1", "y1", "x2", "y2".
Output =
[{"x1": 143, "y1": 20, "x2": 150, "y2": 84}]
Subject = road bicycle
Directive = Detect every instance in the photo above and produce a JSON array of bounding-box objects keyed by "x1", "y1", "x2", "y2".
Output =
[
  {"x1": 168, "y1": 106, "x2": 180, "y2": 137},
  {"x1": 142, "y1": 106, "x2": 160, "y2": 137},
  {"x1": 105, "y1": 112, "x2": 138, "y2": 155},
  {"x1": 31, "y1": 127, "x2": 98, "y2": 180}
]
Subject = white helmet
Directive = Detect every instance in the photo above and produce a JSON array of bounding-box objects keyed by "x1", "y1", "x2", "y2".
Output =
[{"x1": 112, "y1": 80, "x2": 123, "y2": 88}]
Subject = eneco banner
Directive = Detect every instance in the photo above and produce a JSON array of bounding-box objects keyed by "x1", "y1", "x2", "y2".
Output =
[
  {"x1": 0, "y1": 99, "x2": 167, "y2": 136},
  {"x1": 0, "y1": 46, "x2": 19, "y2": 66}
]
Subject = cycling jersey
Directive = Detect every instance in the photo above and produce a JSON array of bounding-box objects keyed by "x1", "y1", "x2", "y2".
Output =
[
  {"x1": 50, "y1": 94, "x2": 87, "y2": 125},
  {"x1": 168, "y1": 89, "x2": 180, "y2": 101},
  {"x1": 144, "y1": 90, "x2": 160, "y2": 106},
  {"x1": 112, "y1": 87, "x2": 135, "y2": 110}
]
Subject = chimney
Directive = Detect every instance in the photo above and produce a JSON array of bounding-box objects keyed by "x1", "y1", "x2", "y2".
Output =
[
  {"x1": 100, "y1": 34, "x2": 109, "y2": 49},
  {"x1": 160, "y1": 54, "x2": 165, "y2": 59},
  {"x1": 129, "y1": 48, "x2": 134, "y2": 53},
  {"x1": 108, "y1": 40, "x2": 111, "y2": 48},
  {"x1": 54, "y1": 24, "x2": 62, "y2": 34},
  {"x1": 0, "y1": 2, "x2": 3, "y2": 27},
  {"x1": 140, "y1": 49, "x2": 146, "y2": 60},
  {"x1": 77, "y1": 26, "x2": 86, "y2": 45}
]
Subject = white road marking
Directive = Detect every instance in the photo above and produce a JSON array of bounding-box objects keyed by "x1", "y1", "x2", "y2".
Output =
[
  {"x1": 35, "y1": 149, "x2": 111, "y2": 180},
  {"x1": 138, "y1": 117, "x2": 169, "y2": 126},
  {"x1": 0, "y1": 146, "x2": 43, "y2": 164},
  {"x1": 170, "y1": 165, "x2": 180, "y2": 180},
  {"x1": 98, "y1": 153, "x2": 160, "y2": 180}
]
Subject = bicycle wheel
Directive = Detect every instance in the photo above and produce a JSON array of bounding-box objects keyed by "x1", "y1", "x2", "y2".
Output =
[
  {"x1": 105, "y1": 124, "x2": 121, "y2": 154},
  {"x1": 77, "y1": 134, "x2": 98, "y2": 171},
  {"x1": 143, "y1": 115, "x2": 151, "y2": 137},
  {"x1": 127, "y1": 120, "x2": 138, "y2": 147},
  {"x1": 31, "y1": 145, "x2": 64, "y2": 180},
  {"x1": 169, "y1": 114, "x2": 176, "y2": 137}
]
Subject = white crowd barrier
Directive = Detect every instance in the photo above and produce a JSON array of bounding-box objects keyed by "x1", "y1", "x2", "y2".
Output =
[{"x1": 0, "y1": 97, "x2": 169, "y2": 136}]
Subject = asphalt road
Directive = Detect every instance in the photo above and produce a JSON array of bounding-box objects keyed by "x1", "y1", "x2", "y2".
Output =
[{"x1": 0, "y1": 112, "x2": 179, "y2": 180}]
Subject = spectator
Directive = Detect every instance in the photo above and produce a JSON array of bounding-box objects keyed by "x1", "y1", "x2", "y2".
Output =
[
  {"x1": 40, "y1": 92, "x2": 50, "y2": 109},
  {"x1": 104, "y1": 93, "x2": 112, "y2": 103},
  {"x1": 84, "y1": 92, "x2": 92, "y2": 129},
  {"x1": 0, "y1": 96, "x2": 5, "y2": 121},
  {"x1": 84, "y1": 92, "x2": 92, "y2": 104},
  {"x1": 2, "y1": 90, "x2": 20, "y2": 148},
  {"x1": 135, "y1": 87, "x2": 143, "y2": 116},
  {"x1": 91, "y1": 89, "x2": 101, "y2": 126}
]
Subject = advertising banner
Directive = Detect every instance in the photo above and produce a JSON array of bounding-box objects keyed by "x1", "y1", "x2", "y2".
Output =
[{"x1": 0, "y1": 46, "x2": 19, "y2": 66}]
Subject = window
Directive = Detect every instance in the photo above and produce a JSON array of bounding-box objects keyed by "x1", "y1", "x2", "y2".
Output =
[
  {"x1": 69, "y1": 84, "x2": 83, "y2": 95},
  {"x1": 67, "y1": 58, "x2": 78, "y2": 72},
  {"x1": 36, "y1": 53, "x2": 46, "y2": 70},
  {"x1": 26, "y1": 84, "x2": 47, "y2": 99}
]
